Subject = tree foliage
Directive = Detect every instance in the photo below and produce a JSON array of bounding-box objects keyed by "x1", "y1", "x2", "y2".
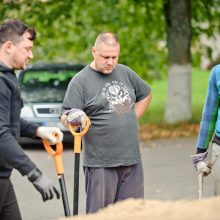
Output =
[
  {"x1": 0, "y1": 0, "x2": 167, "y2": 80},
  {"x1": 191, "y1": 0, "x2": 220, "y2": 66},
  {"x1": 0, "y1": 0, "x2": 220, "y2": 80}
]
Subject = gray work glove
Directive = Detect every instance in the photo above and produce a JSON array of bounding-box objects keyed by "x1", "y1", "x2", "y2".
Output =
[
  {"x1": 191, "y1": 151, "x2": 211, "y2": 176},
  {"x1": 28, "y1": 168, "x2": 60, "y2": 202},
  {"x1": 62, "y1": 108, "x2": 87, "y2": 128}
]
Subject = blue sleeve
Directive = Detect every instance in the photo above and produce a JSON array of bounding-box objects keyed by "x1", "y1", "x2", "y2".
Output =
[{"x1": 196, "y1": 65, "x2": 220, "y2": 150}]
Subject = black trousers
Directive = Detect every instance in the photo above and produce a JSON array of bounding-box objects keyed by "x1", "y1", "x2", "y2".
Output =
[{"x1": 0, "y1": 178, "x2": 22, "y2": 220}]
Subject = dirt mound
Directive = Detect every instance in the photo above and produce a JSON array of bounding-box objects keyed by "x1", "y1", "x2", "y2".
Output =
[{"x1": 59, "y1": 197, "x2": 220, "y2": 220}]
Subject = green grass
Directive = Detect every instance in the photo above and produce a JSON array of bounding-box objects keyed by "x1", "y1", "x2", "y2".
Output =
[{"x1": 140, "y1": 67, "x2": 210, "y2": 125}]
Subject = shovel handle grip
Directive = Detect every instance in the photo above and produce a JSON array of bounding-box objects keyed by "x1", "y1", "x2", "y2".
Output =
[
  {"x1": 69, "y1": 117, "x2": 90, "y2": 153},
  {"x1": 69, "y1": 117, "x2": 90, "y2": 137},
  {"x1": 42, "y1": 134, "x2": 64, "y2": 174}
]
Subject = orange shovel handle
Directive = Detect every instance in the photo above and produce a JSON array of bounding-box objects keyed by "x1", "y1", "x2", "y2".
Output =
[
  {"x1": 69, "y1": 117, "x2": 90, "y2": 153},
  {"x1": 42, "y1": 134, "x2": 64, "y2": 175}
]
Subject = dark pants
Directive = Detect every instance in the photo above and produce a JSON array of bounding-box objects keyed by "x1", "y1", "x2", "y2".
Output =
[
  {"x1": 84, "y1": 161, "x2": 144, "y2": 213},
  {"x1": 0, "y1": 178, "x2": 22, "y2": 220}
]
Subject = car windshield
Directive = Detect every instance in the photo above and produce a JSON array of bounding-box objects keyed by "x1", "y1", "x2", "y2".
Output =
[{"x1": 20, "y1": 70, "x2": 75, "y2": 103}]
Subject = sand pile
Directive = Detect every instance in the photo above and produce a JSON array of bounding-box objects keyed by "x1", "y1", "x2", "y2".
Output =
[{"x1": 59, "y1": 197, "x2": 220, "y2": 220}]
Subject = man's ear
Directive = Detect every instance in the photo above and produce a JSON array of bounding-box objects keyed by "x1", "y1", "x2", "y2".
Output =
[
  {"x1": 3, "y1": 41, "x2": 13, "y2": 54},
  {"x1": 92, "y1": 47, "x2": 96, "y2": 57}
]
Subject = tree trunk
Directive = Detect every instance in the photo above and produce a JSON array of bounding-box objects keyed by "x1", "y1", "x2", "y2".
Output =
[{"x1": 164, "y1": 0, "x2": 192, "y2": 123}]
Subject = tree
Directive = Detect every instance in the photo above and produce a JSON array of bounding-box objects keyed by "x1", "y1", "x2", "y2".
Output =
[
  {"x1": 163, "y1": 0, "x2": 192, "y2": 123},
  {"x1": 0, "y1": 0, "x2": 166, "y2": 81},
  {"x1": 1, "y1": 0, "x2": 220, "y2": 124},
  {"x1": 163, "y1": 0, "x2": 220, "y2": 123}
]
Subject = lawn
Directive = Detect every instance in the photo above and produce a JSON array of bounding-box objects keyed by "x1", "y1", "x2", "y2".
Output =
[{"x1": 140, "y1": 67, "x2": 210, "y2": 125}]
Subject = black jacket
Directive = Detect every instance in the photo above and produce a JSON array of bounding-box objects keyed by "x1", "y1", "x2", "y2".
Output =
[{"x1": 0, "y1": 65, "x2": 39, "y2": 178}]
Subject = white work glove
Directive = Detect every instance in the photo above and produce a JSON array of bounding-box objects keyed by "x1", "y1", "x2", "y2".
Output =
[
  {"x1": 191, "y1": 151, "x2": 211, "y2": 176},
  {"x1": 28, "y1": 168, "x2": 60, "y2": 202},
  {"x1": 62, "y1": 108, "x2": 87, "y2": 129},
  {"x1": 211, "y1": 143, "x2": 220, "y2": 165},
  {"x1": 37, "y1": 127, "x2": 63, "y2": 145}
]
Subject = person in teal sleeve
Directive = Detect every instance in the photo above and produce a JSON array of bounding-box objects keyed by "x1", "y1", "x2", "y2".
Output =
[{"x1": 191, "y1": 64, "x2": 220, "y2": 195}]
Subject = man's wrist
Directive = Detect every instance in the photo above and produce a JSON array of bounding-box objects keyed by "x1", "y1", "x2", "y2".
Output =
[
  {"x1": 28, "y1": 168, "x2": 42, "y2": 182},
  {"x1": 36, "y1": 127, "x2": 41, "y2": 138},
  {"x1": 196, "y1": 148, "x2": 207, "y2": 154}
]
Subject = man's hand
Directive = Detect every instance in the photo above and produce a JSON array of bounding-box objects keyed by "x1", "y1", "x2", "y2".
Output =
[
  {"x1": 191, "y1": 151, "x2": 211, "y2": 176},
  {"x1": 61, "y1": 108, "x2": 87, "y2": 128},
  {"x1": 28, "y1": 168, "x2": 60, "y2": 202},
  {"x1": 37, "y1": 127, "x2": 63, "y2": 145}
]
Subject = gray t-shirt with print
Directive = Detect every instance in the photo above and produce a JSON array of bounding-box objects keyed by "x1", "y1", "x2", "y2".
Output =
[{"x1": 62, "y1": 64, "x2": 151, "y2": 167}]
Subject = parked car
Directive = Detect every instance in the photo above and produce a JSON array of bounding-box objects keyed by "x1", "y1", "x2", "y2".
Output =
[{"x1": 18, "y1": 62, "x2": 86, "y2": 144}]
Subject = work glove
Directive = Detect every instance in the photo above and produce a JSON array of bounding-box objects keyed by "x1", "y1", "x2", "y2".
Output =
[
  {"x1": 37, "y1": 127, "x2": 63, "y2": 145},
  {"x1": 28, "y1": 168, "x2": 60, "y2": 202},
  {"x1": 191, "y1": 151, "x2": 211, "y2": 176},
  {"x1": 62, "y1": 108, "x2": 87, "y2": 129}
]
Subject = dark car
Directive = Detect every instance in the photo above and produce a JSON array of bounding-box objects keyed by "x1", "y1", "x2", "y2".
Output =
[{"x1": 18, "y1": 63, "x2": 85, "y2": 144}]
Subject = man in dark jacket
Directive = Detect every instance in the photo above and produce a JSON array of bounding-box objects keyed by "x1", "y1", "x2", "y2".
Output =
[{"x1": 0, "y1": 19, "x2": 62, "y2": 220}]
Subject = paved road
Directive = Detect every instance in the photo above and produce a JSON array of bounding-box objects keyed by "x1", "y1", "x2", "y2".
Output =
[{"x1": 12, "y1": 137, "x2": 214, "y2": 220}]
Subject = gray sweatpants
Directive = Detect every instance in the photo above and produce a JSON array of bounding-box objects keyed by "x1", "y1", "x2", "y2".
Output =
[{"x1": 84, "y1": 161, "x2": 144, "y2": 213}]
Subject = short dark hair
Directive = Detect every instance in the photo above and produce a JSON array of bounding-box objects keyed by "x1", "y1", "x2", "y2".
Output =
[{"x1": 0, "y1": 18, "x2": 36, "y2": 46}]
